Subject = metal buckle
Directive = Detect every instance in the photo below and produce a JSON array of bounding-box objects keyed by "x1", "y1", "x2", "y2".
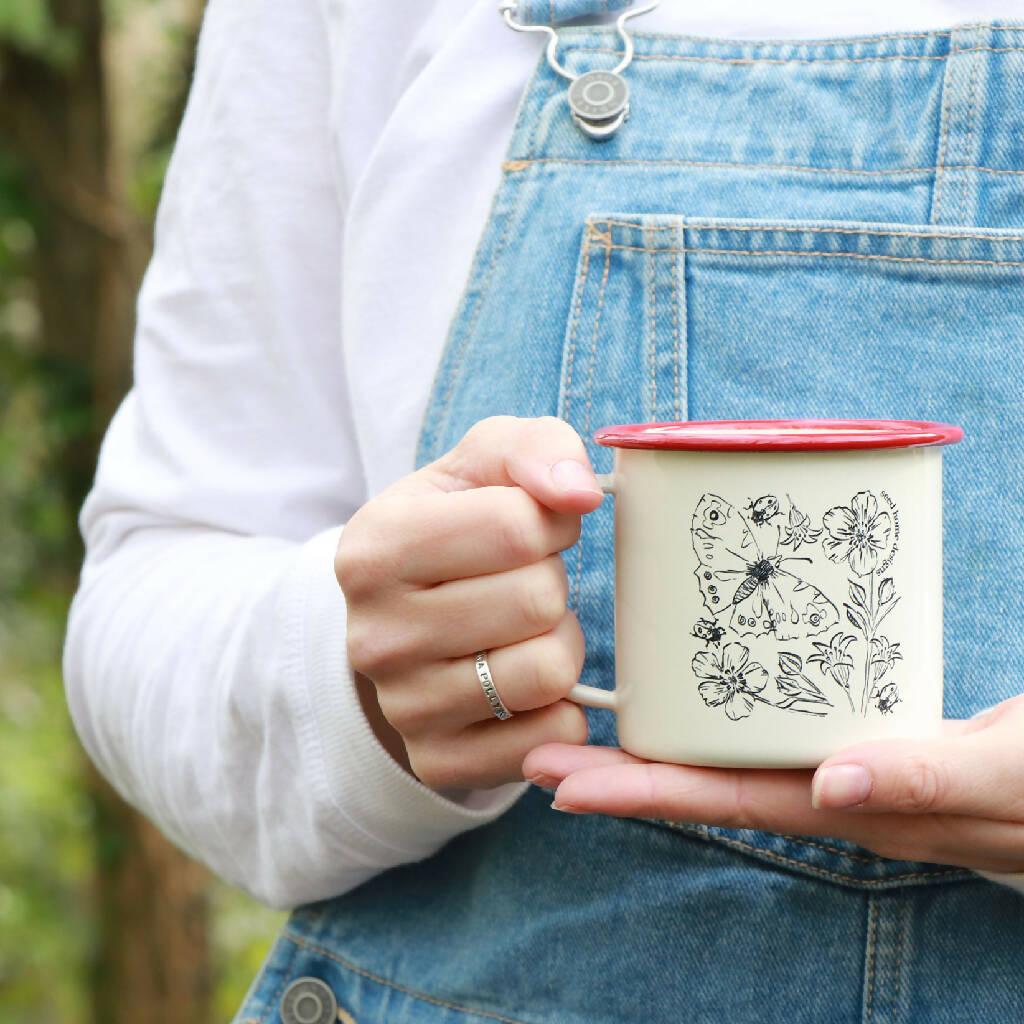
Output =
[{"x1": 499, "y1": 0, "x2": 660, "y2": 140}]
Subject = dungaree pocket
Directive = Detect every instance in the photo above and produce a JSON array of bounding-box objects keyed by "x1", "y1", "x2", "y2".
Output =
[
  {"x1": 559, "y1": 212, "x2": 1024, "y2": 730},
  {"x1": 555, "y1": 210, "x2": 1024, "y2": 891}
]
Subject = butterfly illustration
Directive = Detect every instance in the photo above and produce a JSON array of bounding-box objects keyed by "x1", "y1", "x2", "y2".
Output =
[{"x1": 691, "y1": 493, "x2": 838, "y2": 641}]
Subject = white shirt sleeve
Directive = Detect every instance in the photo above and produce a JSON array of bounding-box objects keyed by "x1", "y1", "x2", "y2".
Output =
[{"x1": 62, "y1": 0, "x2": 524, "y2": 911}]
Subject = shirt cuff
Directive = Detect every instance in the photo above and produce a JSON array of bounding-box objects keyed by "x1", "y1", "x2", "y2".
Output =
[{"x1": 297, "y1": 524, "x2": 527, "y2": 861}]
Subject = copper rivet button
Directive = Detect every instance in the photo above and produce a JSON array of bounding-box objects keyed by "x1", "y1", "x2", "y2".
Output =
[{"x1": 280, "y1": 977, "x2": 337, "y2": 1024}]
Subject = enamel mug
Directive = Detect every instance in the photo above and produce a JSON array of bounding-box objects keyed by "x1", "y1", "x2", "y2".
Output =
[{"x1": 568, "y1": 419, "x2": 964, "y2": 768}]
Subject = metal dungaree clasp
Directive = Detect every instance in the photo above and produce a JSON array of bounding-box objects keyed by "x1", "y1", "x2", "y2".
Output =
[{"x1": 498, "y1": 0, "x2": 660, "y2": 140}]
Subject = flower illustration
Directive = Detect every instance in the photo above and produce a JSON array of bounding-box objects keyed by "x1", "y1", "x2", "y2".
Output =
[
  {"x1": 869, "y1": 636, "x2": 902, "y2": 680},
  {"x1": 779, "y1": 496, "x2": 823, "y2": 552},
  {"x1": 774, "y1": 651, "x2": 833, "y2": 713},
  {"x1": 822, "y1": 491, "x2": 893, "y2": 577},
  {"x1": 693, "y1": 642, "x2": 768, "y2": 720},
  {"x1": 874, "y1": 682, "x2": 901, "y2": 714},
  {"x1": 808, "y1": 631, "x2": 856, "y2": 686}
]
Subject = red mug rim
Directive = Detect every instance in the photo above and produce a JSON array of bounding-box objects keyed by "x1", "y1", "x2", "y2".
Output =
[{"x1": 593, "y1": 418, "x2": 964, "y2": 452}]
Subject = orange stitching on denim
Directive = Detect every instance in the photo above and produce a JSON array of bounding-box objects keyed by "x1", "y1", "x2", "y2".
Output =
[
  {"x1": 893, "y1": 900, "x2": 906, "y2": 1024},
  {"x1": 432, "y1": 69, "x2": 555, "y2": 455},
  {"x1": 952, "y1": 23, "x2": 1024, "y2": 32},
  {"x1": 601, "y1": 245, "x2": 1024, "y2": 268},
  {"x1": 563, "y1": 225, "x2": 594, "y2": 616},
  {"x1": 574, "y1": 238, "x2": 612, "y2": 612},
  {"x1": 865, "y1": 897, "x2": 879, "y2": 1022},
  {"x1": 280, "y1": 932, "x2": 530, "y2": 1024},
  {"x1": 588, "y1": 219, "x2": 1024, "y2": 243},
  {"x1": 583, "y1": 241, "x2": 612, "y2": 442},
  {"x1": 778, "y1": 834, "x2": 886, "y2": 864},
  {"x1": 502, "y1": 160, "x2": 530, "y2": 172},
  {"x1": 666, "y1": 822, "x2": 969, "y2": 884},
  {"x1": 671, "y1": 234, "x2": 681, "y2": 420},
  {"x1": 571, "y1": 44, "x2": 1024, "y2": 65},
  {"x1": 609, "y1": 219, "x2": 1024, "y2": 240},
  {"x1": 626, "y1": 28, "x2": 952, "y2": 45},
  {"x1": 960, "y1": 28, "x2": 984, "y2": 226},
  {"x1": 626, "y1": 25, "x2": 1019, "y2": 46},
  {"x1": 626, "y1": 24, "x2": 1024, "y2": 46},
  {"x1": 648, "y1": 236, "x2": 657, "y2": 419},
  {"x1": 563, "y1": 228, "x2": 594, "y2": 427},
  {"x1": 256, "y1": 931, "x2": 302, "y2": 1024},
  {"x1": 513, "y1": 157, "x2": 1024, "y2": 177},
  {"x1": 712, "y1": 836, "x2": 966, "y2": 884},
  {"x1": 932, "y1": 45, "x2": 957, "y2": 224},
  {"x1": 516, "y1": 157, "x2": 909, "y2": 176}
]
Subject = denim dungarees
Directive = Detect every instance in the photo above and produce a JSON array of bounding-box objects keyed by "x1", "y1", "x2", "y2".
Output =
[{"x1": 236, "y1": 8, "x2": 1024, "y2": 1022}]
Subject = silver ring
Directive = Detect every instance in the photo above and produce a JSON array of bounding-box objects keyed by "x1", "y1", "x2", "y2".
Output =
[{"x1": 475, "y1": 651, "x2": 513, "y2": 721}]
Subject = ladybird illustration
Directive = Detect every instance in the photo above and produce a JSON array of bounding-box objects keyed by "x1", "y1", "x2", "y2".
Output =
[
  {"x1": 692, "y1": 618, "x2": 726, "y2": 647},
  {"x1": 746, "y1": 494, "x2": 780, "y2": 525}
]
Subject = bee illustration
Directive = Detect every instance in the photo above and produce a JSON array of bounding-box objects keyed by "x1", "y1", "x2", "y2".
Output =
[
  {"x1": 692, "y1": 618, "x2": 727, "y2": 647},
  {"x1": 746, "y1": 494, "x2": 781, "y2": 526}
]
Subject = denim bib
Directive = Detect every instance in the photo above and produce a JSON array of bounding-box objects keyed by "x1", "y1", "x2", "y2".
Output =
[{"x1": 236, "y1": 9, "x2": 1024, "y2": 1023}]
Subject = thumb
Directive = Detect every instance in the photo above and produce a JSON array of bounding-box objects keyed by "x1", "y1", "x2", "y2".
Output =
[
  {"x1": 809, "y1": 697, "x2": 1024, "y2": 817},
  {"x1": 426, "y1": 415, "x2": 604, "y2": 514}
]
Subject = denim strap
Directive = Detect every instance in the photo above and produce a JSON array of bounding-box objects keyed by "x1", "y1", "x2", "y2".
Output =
[{"x1": 515, "y1": 0, "x2": 634, "y2": 26}]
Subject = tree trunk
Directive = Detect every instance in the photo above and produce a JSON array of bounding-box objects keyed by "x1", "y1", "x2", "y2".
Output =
[
  {"x1": 88, "y1": 764, "x2": 213, "y2": 1024},
  {"x1": 0, "y1": 3, "x2": 212, "y2": 1022}
]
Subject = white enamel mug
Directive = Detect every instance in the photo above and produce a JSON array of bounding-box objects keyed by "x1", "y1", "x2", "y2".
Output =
[{"x1": 568, "y1": 419, "x2": 964, "y2": 769}]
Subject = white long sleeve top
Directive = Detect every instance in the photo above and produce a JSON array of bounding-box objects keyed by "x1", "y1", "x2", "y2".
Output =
[{"x1": 63, "y1": 0, "x2": 1024, "y2": 909}]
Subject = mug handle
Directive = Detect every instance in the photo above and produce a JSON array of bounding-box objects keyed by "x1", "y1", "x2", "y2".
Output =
[{"x1": 567, "y1": 472, "x2": 619, "y2": 712}]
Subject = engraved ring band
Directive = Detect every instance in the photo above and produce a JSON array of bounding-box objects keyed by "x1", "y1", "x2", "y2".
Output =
[{"x1": 475, "y1": 651, "x2": 513, "y2": 721}]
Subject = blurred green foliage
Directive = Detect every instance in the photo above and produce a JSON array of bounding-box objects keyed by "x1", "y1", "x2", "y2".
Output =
[
  {"x1": 0, "y1": 5, "x2": 286, "y2": 1022},
  {"x1": 0, "y1": 148, "x2": 93, "y2": 1021},
  {"x1": 0, "y1": 0, "x2": 75, "y2": 63}
]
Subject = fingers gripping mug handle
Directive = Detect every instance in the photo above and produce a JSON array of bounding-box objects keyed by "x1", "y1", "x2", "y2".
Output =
[{"x1": 567, "y1": 473, "x2": 619, "y2": 712}]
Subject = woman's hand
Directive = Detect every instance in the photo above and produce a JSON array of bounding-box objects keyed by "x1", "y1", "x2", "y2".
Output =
[
  {"x1": 335, "y1": 416, "x2": 602, "y2": 791},
  {"x1": 523, "y1": 696, "x2": 1024, "y2": 872}
]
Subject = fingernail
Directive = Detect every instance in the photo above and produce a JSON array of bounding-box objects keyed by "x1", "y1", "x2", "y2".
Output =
[
  {"x1": 550, "y1": 459, "x2": 601, "y2": 495},
  {"x1": 551, "y1": 800, "x2": 586, "y2": 814},
  {"x1": 527, "y1": 772, "x2": 559, "y2": 790},
  {"x1": 811, "y1": 764, "x2": 872, "y2": 809}
]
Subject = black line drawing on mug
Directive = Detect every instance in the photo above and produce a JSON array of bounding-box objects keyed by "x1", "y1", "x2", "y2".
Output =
[
  {"x1": 689, "y1": 490, "x2": 902, "y2": 722},
  {"x1": 807, "y1": 630, "x2": 858, "y2": 713},
  {"x1": 779, "y1": 494, "x2": 823, "y2": 552},
  {"x1": 692, "y1": 643, "x2": 831, "y2": 720},
  {"x1": 691, "y1": 618, "x2": 727, "y2": 648},
  {"x1": 745, "y1": 494, "x2": 781, "y2": 526},
  {"x1": 773, "y1": 651, "x2": 834, "y2": 716},
  {"x1": 691, "y1": 493, "x2": 839, "y2": 642},
  {"x1": 692, "y1": 642, "x2": 771, "y2": 720},
  {"x1": 821, "y1": 491, "x2": 902, "y2": 716}
]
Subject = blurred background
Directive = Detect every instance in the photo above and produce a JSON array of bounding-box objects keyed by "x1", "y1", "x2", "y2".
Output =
[{"x1": 0, "y1": 2, "x2": 287, "y2": 1021}]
